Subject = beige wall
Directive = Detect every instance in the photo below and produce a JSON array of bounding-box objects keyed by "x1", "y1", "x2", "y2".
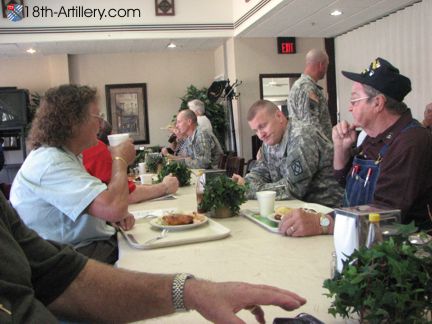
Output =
[
  {"x1": 229, "y1": 37, "x2": 326, "y2": 160},
  {"x1": 0, "y1": 37, "x2": 325, "y2": 159},
  {"x1": 69, "y1": 51, "x2": 215, "y2": 146},
  {"x1": 0, "y1": 56, "x2": 53, "y2": 93}
]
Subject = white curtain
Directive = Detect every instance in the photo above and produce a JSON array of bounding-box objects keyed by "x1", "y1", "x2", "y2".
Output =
[{"x1": 335, "y1": 0, "x2": 432, "y2": 123}]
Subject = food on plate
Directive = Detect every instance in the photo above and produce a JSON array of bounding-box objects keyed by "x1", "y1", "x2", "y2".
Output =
[
  {"x1": 161, "y1": 212, "x2": 206, "y2": 226},
  {"x1": 274, "y1": 206, "x2": 293, "y2": 220}
]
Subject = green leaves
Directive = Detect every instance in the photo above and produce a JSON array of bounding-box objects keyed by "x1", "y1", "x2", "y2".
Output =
[
  {"x1": 199, "y1": 175, "x2": 247, "y2": 215},
  {"x1": 157, "y1": 161, "x2": 191, "y2": 187},
  {"x1": 323, "y1": 223, "x2": 432, "y2": 323}
]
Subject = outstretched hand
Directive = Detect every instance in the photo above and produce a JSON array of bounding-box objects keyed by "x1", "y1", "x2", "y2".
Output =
[{"x1": 184, "y1": 280, "x2": 306, "y2": 324}]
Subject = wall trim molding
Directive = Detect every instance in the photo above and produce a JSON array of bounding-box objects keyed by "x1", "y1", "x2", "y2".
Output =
[{"x1": 0, "y1": 23, "x2": 234, "y2": 34}]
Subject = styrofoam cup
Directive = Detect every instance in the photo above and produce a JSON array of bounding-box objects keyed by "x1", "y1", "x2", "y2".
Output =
[
  {"x1": 256, "y1": 191, "x2": 276, "y2": 216},
  {"x1": 107, "y1": 133, "x2": 129, "y2": 147},
  {"x1": 140, "y1": 174, "x2": 153, "y2": 185},
  {"x1": 138, "y1": 162, "x2": 146, "y2": 175}
]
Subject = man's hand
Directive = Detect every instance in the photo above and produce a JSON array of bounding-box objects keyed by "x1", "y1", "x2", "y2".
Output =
[
  {"x1": 232, "y1": 174, "x2": 245, "y2": 186},
  {"x1": 332, "y1": 121, "x2": 358, "y2": 170},
  {"x1": 184, "y1": 280, "x2": 306, "y2": 324},
  {"x1": 117, "y1": 213, "x2": 135, "y2": 231},
  {"x1": 278, "y1": 208, "x2": 321, "y2": 237},
  {"x1": 332, "y1": 121, "x2": 357, "y2": 152},
  {"x1": 161, "y1": 174, "x2": 179, "y2": 194}
]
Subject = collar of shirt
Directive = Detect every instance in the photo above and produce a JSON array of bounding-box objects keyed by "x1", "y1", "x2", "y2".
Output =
[
  {"x1": 366, "y1": 109, "x2": 413, "y2": 147},
  {"x1": 267, "y1": 123, "x2": 291, "y2": 158}
]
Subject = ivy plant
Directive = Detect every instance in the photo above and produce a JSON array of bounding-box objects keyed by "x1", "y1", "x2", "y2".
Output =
[
  {"x1": 199, "y1": 175, "x2": 247, "y2": 216},
  {"x1": 323, "y1": 222, "x2": 432, "y2": 323},
  {"x1": 157, "y1": 161, "x2": 191, "y2": 187}
]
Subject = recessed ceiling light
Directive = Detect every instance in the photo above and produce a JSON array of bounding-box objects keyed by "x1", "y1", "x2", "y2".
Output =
[
  {"x1": 26, "y1": 48, "x2": 36, "y2": 54},
  {"x1": 167, "y1": 42, "x2": 176, "y2": 48},
  {"x1": 330, "y1": 10, "x2": 342, "y2": 16}
]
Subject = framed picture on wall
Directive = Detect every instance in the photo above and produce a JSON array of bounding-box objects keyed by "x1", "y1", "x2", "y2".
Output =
[{"x1": 105, "y1": 83, "x2": 150, "y2": 144}]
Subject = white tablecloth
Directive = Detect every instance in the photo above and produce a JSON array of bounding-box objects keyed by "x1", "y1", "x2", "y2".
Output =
[{"x1": 118, "y1": 181, "x2": 344, "y2": 324}]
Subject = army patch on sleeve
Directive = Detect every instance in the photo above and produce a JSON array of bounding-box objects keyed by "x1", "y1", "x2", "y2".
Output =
[
  {"x1": 290, "y1": 159, "x2": 303, "y2": 176},
  {"x1": 308, "y1": 91, "x2": 319, "y2": 103}
]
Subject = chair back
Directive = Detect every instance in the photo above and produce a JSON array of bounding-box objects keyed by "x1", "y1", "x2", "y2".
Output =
[{"x1": 225, "y1": 156, "x2": 245, "y2": 177}]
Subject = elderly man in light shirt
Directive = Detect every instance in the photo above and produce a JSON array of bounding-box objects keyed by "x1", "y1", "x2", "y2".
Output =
[{"x1": 188, "y1": 99, "x2": 213, "y2": 133}]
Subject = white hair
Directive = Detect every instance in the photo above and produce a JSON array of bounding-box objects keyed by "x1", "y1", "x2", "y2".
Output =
[{"x1": 187, "y1": 99, "x2": 205, "y2": 115}]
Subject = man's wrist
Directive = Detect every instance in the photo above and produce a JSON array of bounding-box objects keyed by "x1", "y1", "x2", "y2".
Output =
[{"x1": 172, "y1": 273, "x2": 195, "y2": 312}]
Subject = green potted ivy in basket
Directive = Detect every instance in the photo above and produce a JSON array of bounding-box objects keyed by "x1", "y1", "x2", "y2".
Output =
[
  {"x1": 157, "y1": 161, "x2": 191, "y2": 187},
  {"x1": 323, "y1": 223, "x2": 432, "y2": 323},
  {"x1": 199, "y1": 175, "x2": 247, "y2": 218}
]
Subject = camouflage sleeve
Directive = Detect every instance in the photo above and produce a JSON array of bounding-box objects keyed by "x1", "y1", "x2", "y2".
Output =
[
  {"x1": 245, "y1": 134, "x2": 320, "y2": 200},
  {"x1": 184, "y1": 131, "x2": 213, "y2": 169},
  {"x1": 287, "y1": 83, "x2": 319, "y2": 123}
]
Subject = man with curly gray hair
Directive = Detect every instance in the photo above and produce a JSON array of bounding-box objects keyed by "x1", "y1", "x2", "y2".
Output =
[{"x1": 10, "y1": 84, "x2": 136, "y2": 264}]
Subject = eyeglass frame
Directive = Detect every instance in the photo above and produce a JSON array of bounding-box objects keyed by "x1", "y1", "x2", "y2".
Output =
[
  {"x1": 90, "y1": 112, "x2": 105, "y2": 121},
  {"x1": 349, "y1": 96, "x2": 370, "y2": 106}
]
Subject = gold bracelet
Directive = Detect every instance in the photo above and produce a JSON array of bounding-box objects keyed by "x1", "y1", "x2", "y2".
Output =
[{"x1": 113, "y1": 156, "x2": 128, "y2": 167}]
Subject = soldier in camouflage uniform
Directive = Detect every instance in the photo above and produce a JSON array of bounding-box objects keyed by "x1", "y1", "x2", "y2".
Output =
[
  {"x1": 233, "y1": 100, "x2": 343, "y2": 208},
  {"x1": 287, "y1": 49, "x2": 332, "y2": 140},
  {"x1": 173, "y1": 109, "x2": 223, "y2": 169}
]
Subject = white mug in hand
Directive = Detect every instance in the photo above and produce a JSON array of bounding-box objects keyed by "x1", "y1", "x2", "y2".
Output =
[
  {"x1": 107, "y1": 133, "x2": 129, "y2": 147},
  {"x1": 256, "y1": 191, "x2": 276, "y2": 216}
]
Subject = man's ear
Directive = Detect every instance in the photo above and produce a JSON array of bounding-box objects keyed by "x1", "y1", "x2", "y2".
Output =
[{"x1": 374, "y1": 94, "x2": 386, "y2": 113}]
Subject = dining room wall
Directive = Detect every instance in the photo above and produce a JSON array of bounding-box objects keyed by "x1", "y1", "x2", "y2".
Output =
[{"x1": 69, "y1": 50, "x2": 216, "y2": 146}]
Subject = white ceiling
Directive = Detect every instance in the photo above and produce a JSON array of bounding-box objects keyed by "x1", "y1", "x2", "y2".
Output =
[{"x1": 0, "y1": 0, "x2": 421, "y2": 56}]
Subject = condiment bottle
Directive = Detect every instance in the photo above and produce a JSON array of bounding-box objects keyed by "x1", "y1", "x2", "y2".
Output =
[{"x1": 365, "y1": 213, "x2": 384, "y2": 248}]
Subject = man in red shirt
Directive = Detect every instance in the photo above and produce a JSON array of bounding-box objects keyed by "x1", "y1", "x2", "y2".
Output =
[{"x1": 83, "y1": 120, "x2": 178, "y2": 203}]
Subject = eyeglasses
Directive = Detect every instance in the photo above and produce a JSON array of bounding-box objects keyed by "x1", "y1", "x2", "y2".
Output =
[
  {"x1": 349, "y1": 96, "x2": 370, "y2": 106},
  {"x1": 91, "y1": 112, "x2": 105, "y2": 121}
]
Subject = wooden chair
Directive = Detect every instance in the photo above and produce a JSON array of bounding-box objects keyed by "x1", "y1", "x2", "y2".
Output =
[
  {"x1": 225, "y1": 156, "x2": 245, "y2": 177},
  {"x1": 218, "y1": 154, "x2": 227, "y2": 169}
]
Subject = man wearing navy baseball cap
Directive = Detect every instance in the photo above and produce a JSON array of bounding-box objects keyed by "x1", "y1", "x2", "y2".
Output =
[{"x1": 332, "y1": 57, "x2": 432, "y2": 230}]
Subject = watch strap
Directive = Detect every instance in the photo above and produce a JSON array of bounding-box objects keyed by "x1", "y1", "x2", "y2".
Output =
[
  {"x1": 320, "y1": 213, "x2": 329, "y2": 234},
  {"x1": 172, "y1": 273, "x2": 194, "y2": 312}
]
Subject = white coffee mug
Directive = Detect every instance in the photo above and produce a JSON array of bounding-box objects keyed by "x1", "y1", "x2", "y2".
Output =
[
  {"x1": 256, "y1": 191, "x2": 276, "y2": 216},
  {"x1": 107, "y1": 133, "x2": 129, "y2": 147}
]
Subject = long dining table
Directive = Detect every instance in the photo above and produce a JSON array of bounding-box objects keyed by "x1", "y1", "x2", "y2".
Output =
[{"x1": 117, "y1": 177, "x2": 345, "y2": 324}]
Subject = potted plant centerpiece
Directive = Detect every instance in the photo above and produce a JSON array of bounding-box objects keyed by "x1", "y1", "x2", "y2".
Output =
[
  {"x1": 199, "y1": 175, "x2": 247, "y2": 218},
  {"x1": 323, "y1": 223, "x2": 432, "y2": 323},
  {"x1": 157, "y1": 160, "x2": 191, "y2": 187}
]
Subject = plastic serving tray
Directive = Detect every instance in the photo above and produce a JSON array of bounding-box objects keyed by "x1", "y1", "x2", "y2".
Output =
[{"x1": 120, "y1": 216, "x2": 231, "y2": 250}]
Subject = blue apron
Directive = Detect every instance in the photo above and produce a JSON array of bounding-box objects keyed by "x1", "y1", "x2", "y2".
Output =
[{"x1": 343, "y1": 120, "x2": 421, "y2": 207}]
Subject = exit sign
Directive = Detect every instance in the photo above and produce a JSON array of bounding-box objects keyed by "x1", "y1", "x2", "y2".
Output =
[{"x1": 277, "y1": 37, "x2": 296, "y2": 54}]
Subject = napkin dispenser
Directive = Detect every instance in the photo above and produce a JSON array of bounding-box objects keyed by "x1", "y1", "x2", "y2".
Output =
[{"x1": 333, "y1": 205, "x2": 401, "y2": 273}]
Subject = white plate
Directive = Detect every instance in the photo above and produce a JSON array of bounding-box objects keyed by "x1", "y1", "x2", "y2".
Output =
[
  {"x1": 266, "y1": 213, "x2": 282, "y2": 223},
  {"x1": 150, "y1": 214, "x2": 208, "y2": 231}
]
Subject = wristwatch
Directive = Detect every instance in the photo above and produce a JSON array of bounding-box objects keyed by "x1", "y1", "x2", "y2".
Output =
[
  {"x1": 320, "y1": 213, "x2": 330, "y2": 234},
  {"x1": 172, "y1": 273, "x2": 195, "y2": 312}
]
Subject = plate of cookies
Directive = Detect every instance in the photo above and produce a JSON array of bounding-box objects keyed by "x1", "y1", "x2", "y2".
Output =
[{"x1": 150, "y1": 212, "x2": 208, "y2": 231}]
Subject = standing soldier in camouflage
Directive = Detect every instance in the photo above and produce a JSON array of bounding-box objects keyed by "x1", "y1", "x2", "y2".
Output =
[
  {"x1": 232, "y1": 100, "x2": 343, "y2": 208},
  {"x1": 166, "y1": 109, "x2": 223, "y2": 169},
  {"x1": 287, "y1": 49, "x2": 332, "y2": 140}
]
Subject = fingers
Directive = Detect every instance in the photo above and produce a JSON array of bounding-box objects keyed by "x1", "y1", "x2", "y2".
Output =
[{"x1": 231, "y1": 174, "x2": 245, "y2": 186}]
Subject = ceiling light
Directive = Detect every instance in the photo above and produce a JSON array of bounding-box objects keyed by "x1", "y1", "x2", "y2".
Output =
[
  {"x1": 26, "y1": 48, "x2": 36, "y2": 54},
  {"x1": 167, "y1": 42, "x2": 176, "y2": 48},
  {"x1": 330, "y1": 10, "x2": 342, "y2": 16}
]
